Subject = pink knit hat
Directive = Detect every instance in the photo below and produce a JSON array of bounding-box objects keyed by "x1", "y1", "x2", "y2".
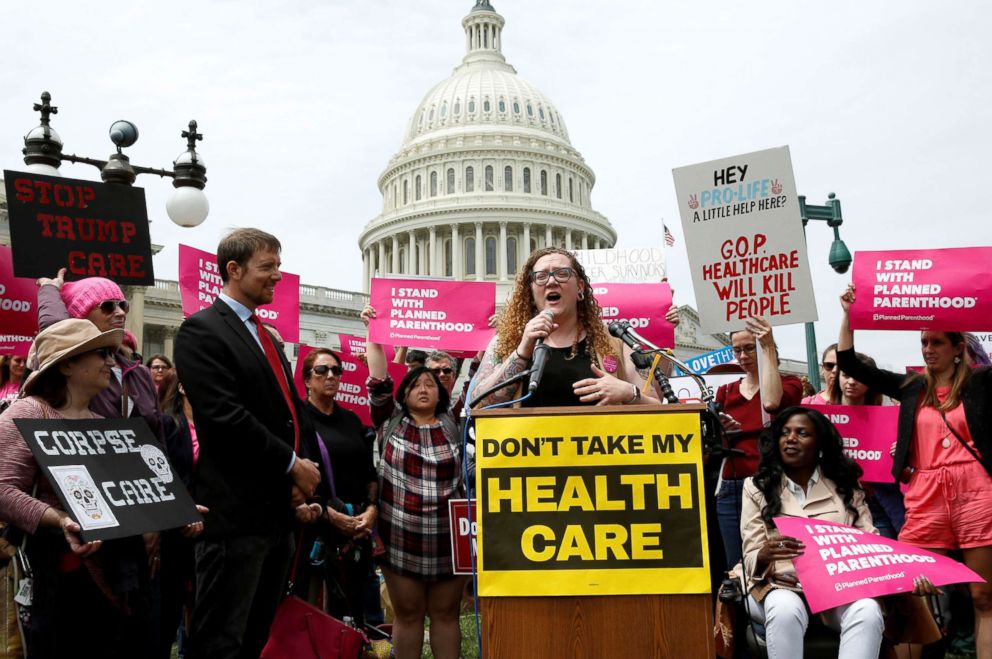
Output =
[
  {"x1": 60, "y1": 278, "x2": 127, "y2": 319},
  {"x1": 122, "y1": 329, "x2": 139, "y2": 352}
]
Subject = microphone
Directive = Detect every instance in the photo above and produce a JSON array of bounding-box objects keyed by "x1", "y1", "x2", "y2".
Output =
[
  {"x1": 608, "y1": 320, "x2": 679, "y2": 404},
  {"x1": 608, "y1": 320, "x2": 649, "y2": 351},
  {"x1": 527, "y1": 310, "x2": 555, "y2": 393}
]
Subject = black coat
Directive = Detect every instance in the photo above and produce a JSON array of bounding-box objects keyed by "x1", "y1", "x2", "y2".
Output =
[
  {"x1": 837, "y1": 347, "x2": 992, "y2": 481},
  {"x1": 174, "y1": 298, "x2": 317, "y2": 538}
]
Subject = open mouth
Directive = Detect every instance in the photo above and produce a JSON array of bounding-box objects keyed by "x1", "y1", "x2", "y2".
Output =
[
  {"x1": 546, "y1": 292, "x2": 562, "y2": 303},
  {"x1": 782, "y1": 446, "x2": 801, "y2": 456}
]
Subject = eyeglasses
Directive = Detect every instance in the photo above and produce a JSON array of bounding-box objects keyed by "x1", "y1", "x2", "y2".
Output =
[
  {"x1": 312, "y1": 364, "x2": 343, "y2": 377},
  {"x1": 822, "y1": 361, "x2": 838, "y2": 370},
  {"x1": 149, "y1": 364, "x2": 170, "y2": 371},
  {"x1": 529, "y1": 267, "x2": 574, "y2": 285},
  {"x1": 731, "y1": 345, "x2": 757, "y2": 356},
  {"x1": 98, "y1": 300, "x2": 130, "y2": 314},
  {"x1": 429, "y1": 367, "x2": 454, "y2": 376}
]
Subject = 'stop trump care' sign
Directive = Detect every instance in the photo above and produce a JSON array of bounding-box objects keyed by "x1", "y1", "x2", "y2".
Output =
[
  {"x1": 3, "y1": 171, "x2": 154, "y2": 285},
  {"x1": 672, "y1": 147, "x2": 816, "y2": 333}
]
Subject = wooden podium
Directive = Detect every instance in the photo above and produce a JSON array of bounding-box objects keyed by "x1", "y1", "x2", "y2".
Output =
[{"x1": 472, "y1": 404, "x2": 715, "y2": 659}]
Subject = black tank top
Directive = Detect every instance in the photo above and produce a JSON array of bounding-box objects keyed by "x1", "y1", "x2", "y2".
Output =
[{"x1": 521, "y1": 338, "x2": 596, "y2": 408}]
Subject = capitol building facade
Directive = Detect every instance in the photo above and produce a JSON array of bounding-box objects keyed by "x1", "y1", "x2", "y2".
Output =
[{"x1": 359, "y1": 0, "x2": 616, "y2": 299}]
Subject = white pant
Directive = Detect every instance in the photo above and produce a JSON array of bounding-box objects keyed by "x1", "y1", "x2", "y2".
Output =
[{"x1": 747, "y1": 589, "x2": 884, "y2": 659}]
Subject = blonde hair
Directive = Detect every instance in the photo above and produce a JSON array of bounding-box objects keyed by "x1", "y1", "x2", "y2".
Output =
[{"x1": 494, "y1": 247, "x2": 616, "y2": 364}]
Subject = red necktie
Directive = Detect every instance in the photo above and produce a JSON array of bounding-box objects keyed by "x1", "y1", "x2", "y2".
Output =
[{"x1": 251, "y1": 314, "x2": 299, "y2": 453}]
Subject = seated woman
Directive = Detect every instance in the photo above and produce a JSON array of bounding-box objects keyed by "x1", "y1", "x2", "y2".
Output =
[{"x1": 741, "y1": 406, "x2": 884, "y2": 659}]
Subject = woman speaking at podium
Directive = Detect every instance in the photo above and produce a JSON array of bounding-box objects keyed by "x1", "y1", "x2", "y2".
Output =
[{"x1": 473, "y1": 247, "x2": 661, "y2": 408}]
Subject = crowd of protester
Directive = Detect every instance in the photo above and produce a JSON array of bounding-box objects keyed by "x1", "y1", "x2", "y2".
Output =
[{"x1": 0, "y1": 232, "x2": 989, "y2": 659}]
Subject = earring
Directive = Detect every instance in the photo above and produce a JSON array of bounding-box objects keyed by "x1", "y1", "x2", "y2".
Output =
[
  {"x1": 954, "y1": 356, "x2": 962, "y2": 365},
  {"x1": 577, "y1": 290, "x2": 584, "y2": 301},
  {"x1": 818, "y1": 450, "x2": 823, "y2": 458}
]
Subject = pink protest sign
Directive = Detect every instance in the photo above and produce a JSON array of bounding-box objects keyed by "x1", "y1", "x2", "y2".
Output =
[
  {"x1": 817, "y1": 404, "x2": 898, "y2": 482},
  {"x1": 774, "y1": 517, "x2": 983, "y2": 614},
  {"x1": 0, "y1": 246, "x2": 38, "y2": 355},
  {"x1": 369, "y1": 278, "x2": 495, "y2": 352},
  {"x1": 593, "y1": 282, "x2": 675, "y2": 349},
  {"x1": 178, "y1": 244, "x2": 301, "y2": 343},
  {"x1": 851, "y1": 247, "x2": 992, "y2": 331}
]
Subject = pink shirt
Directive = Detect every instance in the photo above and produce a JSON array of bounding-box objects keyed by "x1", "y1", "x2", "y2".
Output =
[
  {"x1": 911, "y1": 386, "x2": 979, "y2": 469},
  {"x1": 0, "y1": 397, "x2": 78, "y2": 534},
  {"x1": 801, "y1": 392, "x2": 831, "y2": 406}
]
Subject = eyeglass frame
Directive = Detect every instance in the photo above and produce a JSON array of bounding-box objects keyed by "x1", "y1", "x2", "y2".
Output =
[
  {"x1": 529, "y1": 267, "x2": 575, "y2": 285},
  {"x1": 731, "y1": 345, "x2": 757, "y2": 356},
  {"x1": 429, "y1": 366, "x2": 455, "y2": 376}
]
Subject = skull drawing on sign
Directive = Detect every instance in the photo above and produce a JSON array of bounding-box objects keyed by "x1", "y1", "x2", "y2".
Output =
[
  {"x1": 65, "y1": 474, "x2": 102, "y2": 520},
  {"x1": 140, "y1": 444, "x2": 174, "y2": 484}
]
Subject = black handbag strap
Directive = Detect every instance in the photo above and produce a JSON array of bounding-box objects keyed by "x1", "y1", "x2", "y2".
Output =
[{"x1": 940, "y1": 409, "x2": 982, "y2": 464}]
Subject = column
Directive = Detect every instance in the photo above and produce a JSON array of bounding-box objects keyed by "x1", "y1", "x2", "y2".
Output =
[
  {"x1": 377, "y1": 241, "x2": 386, "y2": 277},
  {"x1": 473, "y1": 223, "x2": 483, "y2": 281},
  {"x1": 123, "y1": 285, "x2": 146, "y2": 353},
  {"x1": 163, "y1": 326, "x2": 177, "y2": 361},
  {"x1": 498, "y1": 222, "x2": 508, "y2": 280},
  {"x1": 391, "y1": 235, "x2": 399, "y2": 273},
  {"x1": 522, "y1": 223, "x2": 531, "y2": 258},
  {"x1": 451, "y1": 224, "x2": 461, "y2": 279},
  {"x1": 408, "y1": 231, "x2": 415, "y2": 275},
  {"x1": 362, "y1": 248, "x2": 370, "y2": 293},
  {"x1": 545, "y1": 225, "x2": 552, "y2": 249},
  {"x1": 429, "y1": 227, "x2": 438, "y2": 276},
  {"x1": 565, "y1": 229, "x2": 572, "y2": 251},
  {"x1": 581, "y1": 232, "x2": 589, "y2": 250}
]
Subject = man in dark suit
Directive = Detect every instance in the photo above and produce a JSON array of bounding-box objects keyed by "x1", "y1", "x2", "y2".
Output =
[{"x1": 174, "y1": 228, "x2": 322, "y2": 659}]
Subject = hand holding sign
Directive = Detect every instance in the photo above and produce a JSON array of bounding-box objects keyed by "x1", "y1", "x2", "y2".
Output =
[{"x1": 59, "y1": 514, "x2": 102, "y2": 557}]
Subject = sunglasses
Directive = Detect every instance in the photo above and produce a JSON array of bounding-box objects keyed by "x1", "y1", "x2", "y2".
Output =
[
  {"x1": 98, "y1": 300, "x2": 130, "y2": 314},
  {"x1": 312, "y1": 364, "x2": 343, "y2": 377},
  {"x1": 822, "y1": 361, "x2": 838, "y2": 370},
  {"x1": 429, "y1": 367, "x2": 455, "y2": 376}
]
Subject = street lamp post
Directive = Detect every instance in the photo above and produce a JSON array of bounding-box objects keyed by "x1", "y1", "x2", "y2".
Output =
[
  {"x1": 21, "y1": 91, "x2": 209, "y2": 227},
  {"x1": 798, "y1": 192, "x2": 852, "y2": 390}
]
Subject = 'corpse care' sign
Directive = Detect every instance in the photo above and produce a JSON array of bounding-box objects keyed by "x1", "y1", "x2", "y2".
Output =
[
  {"x1": 15, "y1": 418, "x2": 201, "y2": 542},
  {"x1": 3, "y1": 170, "x2": 154, "y2": 285}
]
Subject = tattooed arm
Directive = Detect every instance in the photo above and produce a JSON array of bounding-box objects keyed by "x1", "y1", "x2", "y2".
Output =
[{"x1": 471, "y1": 336, "x2": 531, "y2": 408}]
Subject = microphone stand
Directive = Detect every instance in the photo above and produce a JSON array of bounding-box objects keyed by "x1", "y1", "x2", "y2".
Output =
[
  {"x1": 468, "y1": 369, "x2": 532, "y2": 410},
  {"x1": 630, "y1": 344, "x2": 743, "y2": 459}
]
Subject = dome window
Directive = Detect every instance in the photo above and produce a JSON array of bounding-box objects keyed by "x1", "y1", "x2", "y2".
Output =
[
  {"x1": 415, "y1": 175, "x2": 422, "y2": 201},
  {"x1": 526, "y1": 103, "x2": 534, "y2": 117},
  {"x1": 465, "y1": 237, "x2": 476, "y2": 275},
  {"x1": 485, "y1": 237, "x2": 497, "y2": 275},
  {"x1": 485, "y1": 165, "x2": 494, "y2": 191},
  {"x1": 403, "y1": 180, "x2": 409, "y2": 205},
  {"x1": 569, "y1": 177, "x2": 574, "y2": 203},
  {"x1": 539, "y1": 107, "x2": 545, "y2": 120},
  {"x1": 504, "y1": 165, "x2": 513, "y2": 192},
  {"x1": 430, "y1": 171, "x2": 438, "y2": 197},
  {"x1": 465, "y1": 166, "x2": 474, "y2": 192},
  {"x1": 523, "y1": 167, "x2": 531, "y2": 193},
  {"x1": 484, "y1": 98, "x2": 491, "y2": 113},
  {"x1": 540, "y1": 170, "x2": 548, "y2": 196},
  {"x1": 440, "y1": 102, "x2": 447, "y2": 118},
  {"x1": 513, "y1": 100, "x2": 521, "y2": 114},
  {"x1": 507, "y1": 237, "x2": 518, "y2": 275},
  {"x1": 556, "y1": 173, "x2": 562, "y2": 199},
  {"x1": 454, "y1": 100, "x2": 461, "y2": 115},
  {"x1": 468, "y1": 98, "x2": 476, "y2": 113},
  {"x1": 429, "y1": 106, "x2": 435, "y2": 121},
  {"x1": 446, "y1": 168, "x2": 455, "y2": 194},
  {"x1": 498, "y1": 98, "x2": 506, "y2": 113}
]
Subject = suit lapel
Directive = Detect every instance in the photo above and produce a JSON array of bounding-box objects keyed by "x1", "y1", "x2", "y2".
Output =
[{"x1": 213, "y1": 299, "x2": 281, "y2": 393}]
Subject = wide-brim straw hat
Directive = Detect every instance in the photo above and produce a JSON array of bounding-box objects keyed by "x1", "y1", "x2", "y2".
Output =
[{"x1": 22, "y1": 319, "x2": 123, "y2": 396}]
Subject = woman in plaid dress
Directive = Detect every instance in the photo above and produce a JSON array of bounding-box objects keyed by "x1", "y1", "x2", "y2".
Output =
[{"x1": 361, "y1": 305, "x2": 467, "y2": 659}]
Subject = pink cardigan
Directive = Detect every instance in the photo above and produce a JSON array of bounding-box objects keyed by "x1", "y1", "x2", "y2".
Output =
[{"x1": 0, "y1": 397, "x2": 73, "y2": 534}]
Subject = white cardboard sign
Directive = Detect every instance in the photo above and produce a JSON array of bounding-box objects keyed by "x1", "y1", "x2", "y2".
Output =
[
  {"x1": 672, "y1": 146, "x2": 817, "y2": 333},
  {"x1": 572, "y1": 247, "x2": 666, "y2": 283}
]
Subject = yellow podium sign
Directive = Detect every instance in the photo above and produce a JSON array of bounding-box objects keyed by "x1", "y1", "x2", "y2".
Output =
[{"x1": 475, "y1": 411, "x2": 710, "y2": 597}]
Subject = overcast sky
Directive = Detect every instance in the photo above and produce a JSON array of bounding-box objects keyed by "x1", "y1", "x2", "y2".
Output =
[{"x1": 2, "y1": 0, "x2": 990, "y2": 370}]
